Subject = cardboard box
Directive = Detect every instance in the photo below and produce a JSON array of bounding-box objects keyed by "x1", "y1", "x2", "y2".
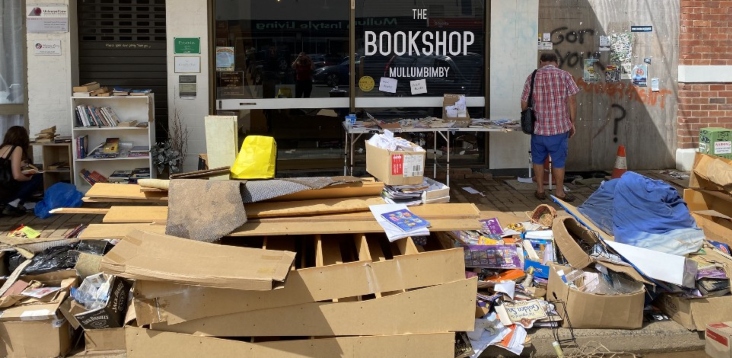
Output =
[
  {"x1": 442, "y1": 93, "x2": 471, "y2": 128},
  {"x1": 700, "y1": 127, "x2": 732, "y2": 159},
  {"x1": 125, "y1": 327, "x2": 454, "y2": 358},
  {"x1": 134, "y1": 248, "x2": 466, "y2": 326},
  {"x1": 547, "y1": 264, "x2": 645, "y2": 329},
  {"x1": 653, "y1": 187, "x2": 732, "y2": 331},
  {"x1": 552, "y1": 217, "x2": 649, "y2": 284},
  {"x1": 707, "y1": 322, "x2": 732, "y2": 358},
  {"x1": 422, "y1": 177, "x2": 450, "y2": 204},
  {"x1": 100, "y1": 229, "x2": 296, "y2": 291},
  {"x1": 365, "y1": 141, "x2": 425, "y2": 185},
  {"x1": 0, "y1": 319, "x2": 72, "y2": 358},
  {"x1": 84, "y1": 328, "x2": 126, "y2": 352},
  {"x1": 689, "y1": 153, "x2": 732, "y2": 195},
  {"x1": 150, "y1": 278, "x2": 477, "y2": 337},
  {"x1": 74, "y1": 275, "x2": 131, "y2": 330}
]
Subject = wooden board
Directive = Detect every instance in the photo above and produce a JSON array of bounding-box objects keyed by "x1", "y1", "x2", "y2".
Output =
[
  {"x1": 99, "y1": 202, "x2": 478, "y2": 224},
  {"x1": 229, "y1": 218, "x2": 481, "y2": 236},
  {"x1": 49, "y1": 208, "x2": 110, "y2": 215},
  {"x1": 204, "y1": 115, "x2": 238, "y2": 180},
  {"x1": 248, "y1": 197, "x2": 386, "y2": 218},
  {"x1": 86, "y1": 183, "x2": 167, "y2": 201},
  {"x1": 149, "y1": 278, "x2": 476, "y2": 337},
  {"x1": 79, "y1": 223, "x2": 166, "y2": 239},
  {"x1": 268, "y1": 179, "x2": 384, "y2": 201},
  {"x1": 102, "y1": 206, "x2": 168, "y2": 223},
  {"x1": 125, "y1": 328, "x2": 454, "y2": 358}
]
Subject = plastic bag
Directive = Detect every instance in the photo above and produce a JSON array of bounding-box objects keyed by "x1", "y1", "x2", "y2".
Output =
[
  {"x1": 230, "y1": 135, "x2": 277, "y2": 179},
  {"x1": 19, "y1": 245, "x2": 79, "y2": 275},
  {"x1": 34, "y1": 182, "x2": 83, "y2": 219}
]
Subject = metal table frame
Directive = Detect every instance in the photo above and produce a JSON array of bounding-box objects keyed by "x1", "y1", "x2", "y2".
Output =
[{"x1": 343, "y1": 122, "x2": 515, "y2": 187}]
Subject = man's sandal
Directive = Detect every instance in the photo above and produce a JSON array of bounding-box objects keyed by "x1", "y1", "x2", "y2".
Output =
[{"x1": 555, "y1": 193, "x2": 576, "y2": 203}]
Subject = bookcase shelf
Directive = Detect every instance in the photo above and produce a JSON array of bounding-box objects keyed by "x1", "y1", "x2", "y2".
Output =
[
  {"x1": 71, "y1": 94, "x2": 156, "y2": 191},
  {"x1": 30, "y1": 142, "x2": 73, "y2": 191}
]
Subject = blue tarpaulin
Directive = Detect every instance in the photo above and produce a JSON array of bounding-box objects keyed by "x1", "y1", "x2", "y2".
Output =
[{"x1": 578, "y1": 171, "x2": 703, "y2": 255}]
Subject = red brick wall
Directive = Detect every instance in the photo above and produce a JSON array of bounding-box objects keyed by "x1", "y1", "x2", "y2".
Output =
[{"x1": 678, "y1": 0, "x2": 732, "y2": 149}]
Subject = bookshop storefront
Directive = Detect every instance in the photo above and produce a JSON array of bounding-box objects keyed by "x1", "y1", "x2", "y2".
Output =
[{"x1": 211, "y1": 0, "x2": 487, "y2": 170}]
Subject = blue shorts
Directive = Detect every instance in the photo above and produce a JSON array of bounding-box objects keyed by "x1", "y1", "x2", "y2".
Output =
[{"x1": 531, "y1": 132, "x2": 569, "y2": 168}]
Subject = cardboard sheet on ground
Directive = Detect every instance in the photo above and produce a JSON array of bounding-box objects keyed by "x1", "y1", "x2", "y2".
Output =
[
  {"x1": 604, "y1": 240, "x2": 685, "y2": 286},
  {"x1": 100, "y1": 230, "x2": 295, "y2": 291}
]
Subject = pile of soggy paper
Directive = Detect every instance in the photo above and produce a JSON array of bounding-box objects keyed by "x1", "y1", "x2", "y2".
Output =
[{"x1": 367, "y1": 129, "x2": 426, "y2": 152}]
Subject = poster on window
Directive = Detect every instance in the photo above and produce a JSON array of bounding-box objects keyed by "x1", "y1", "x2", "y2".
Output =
[
  {"x1": 632, "y1": 64, "x2": 648, "y2": 87},
  {"x1": 26, "y1": 4, "x2": 68, "y2": 33}
]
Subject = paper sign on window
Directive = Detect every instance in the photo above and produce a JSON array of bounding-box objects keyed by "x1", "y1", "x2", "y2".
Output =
[
  {"x1": 410, "y1": 79, "x2": 427, "y2": 95},
  {"x1": 379, "y1": 77, "x2": 397, "y2": 94}
]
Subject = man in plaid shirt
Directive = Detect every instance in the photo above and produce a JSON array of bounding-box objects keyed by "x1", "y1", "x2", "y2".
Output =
[{"x1": 521, "y1": 53, "x2": 580, "y2": 202}]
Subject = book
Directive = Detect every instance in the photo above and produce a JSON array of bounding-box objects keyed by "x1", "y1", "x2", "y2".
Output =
[
  {"x1": 109, "y1": 169, "x2": 133, "y2": 183},
  {"x1": 380, "y1": 209, "x2": 430, "y2": 232},
  {"x1": 131, "y1": 167, "x2": 151, "y2": 178},
  {"x1": 128, "y1": 145, "x2": 150, "y2": 157},
  {"x1": 112, "y1": 87, "x2": 131, "y2": 96},
  {"x1": 463, "y1": 244, "x2": 523, "y2": 269},
  {"x1": 129, "y1": 89, "x2": 152, "y2": 96},
  {"x1": 7, "y1": 225, "x2": 41, "y2": 239},
  {"x1": 73, "y1": 81, "x2": 100, "y2": 92},
  {"x1": 102, "y1": 138, "x2": 120, "y2": 155}
]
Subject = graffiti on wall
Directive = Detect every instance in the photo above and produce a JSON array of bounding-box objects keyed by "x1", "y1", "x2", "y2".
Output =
[{"x1": 576, "y1": 80, "x2": 672, "y2": 109}]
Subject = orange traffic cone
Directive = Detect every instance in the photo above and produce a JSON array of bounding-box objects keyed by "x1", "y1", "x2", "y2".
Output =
[{"x1": 611, "y1": 145, "x2": 627, "y2": 179}]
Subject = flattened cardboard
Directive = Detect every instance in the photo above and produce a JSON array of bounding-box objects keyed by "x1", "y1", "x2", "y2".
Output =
[
  {"x1": 547, "y1": 264, "x2": 645, "y2": 329},
  {"x1": 100, "y1": 230, "x2": 296, "y2": 291},
  {"x1": 134, "y1": 248, "x2": 466, "y2": 325},
  {"x1": 552, "y1": 217, "x2": 650, "y2": 284},
  {"x1": 365, "y1": 141, "x2": 425, "y2": 185},
  {"x1": 0, "y1": 319, "x2": 71, "y2": 358},
  {"x1": 85, "y1": 328, "x2": 126, "y2": 352},
  {"x1": 706, "y1": 322, "x2": 732, "y2": 358},
  {"x1": 0, "y1": 292, "x2": 66, "y2": 322},
  {"x1": 125, "y1": 327, "x2": 453, "y2": 358},
  {"x1": 151, "y1": 278, "x2": 477, "y2": 336},
  {"x1": 689, "y1": 153, "x2": 732, "y2": 194}
]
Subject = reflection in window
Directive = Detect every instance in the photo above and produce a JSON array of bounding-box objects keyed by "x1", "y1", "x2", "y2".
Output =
[{"x1": 214, "y1": 0, "x2": 349, "y2": 100}]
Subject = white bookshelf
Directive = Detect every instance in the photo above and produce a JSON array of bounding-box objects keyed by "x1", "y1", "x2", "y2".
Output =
[{"x1": 71, "y1": 94, "x2": 156, "y2": 192}]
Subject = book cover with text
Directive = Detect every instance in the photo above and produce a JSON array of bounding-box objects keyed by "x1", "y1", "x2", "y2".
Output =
[{"x1": 380, "y1": 208, "x2": 430, "y2": 232}]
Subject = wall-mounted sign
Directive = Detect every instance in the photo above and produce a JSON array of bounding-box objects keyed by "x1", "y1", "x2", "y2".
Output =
[
  {"x1": 33, "y1": 40, "x2": 62, "y2": 56},
  {"x1": 174, "y1": 37, "x2": 201, "y2": 54},
  {"x1": 179, "y1": 75, "x2": 197, "y2": 99},
  {"x1": 174, "y1": 56, "x2": 201, "y2": 73},
  {"x1": 26, "y1": 4, "x2": 68, "y2": 33},
  {"x1": 631, "y1": 26, "x2": 652, "y2": 33}
]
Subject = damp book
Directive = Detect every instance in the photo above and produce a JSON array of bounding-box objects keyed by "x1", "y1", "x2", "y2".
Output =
[{"x1": 369, "y1": 204, "x2": 430, "y2": 242}]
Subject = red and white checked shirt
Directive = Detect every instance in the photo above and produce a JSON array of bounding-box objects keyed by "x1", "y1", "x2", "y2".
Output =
[{"x1": 521, "y1": 65, "x2": 580, "y2": 136}]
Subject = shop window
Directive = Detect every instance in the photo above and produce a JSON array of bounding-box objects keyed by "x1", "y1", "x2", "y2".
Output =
[{"x1": 0, "y1": 1, "x2": 26, "y2": 133}]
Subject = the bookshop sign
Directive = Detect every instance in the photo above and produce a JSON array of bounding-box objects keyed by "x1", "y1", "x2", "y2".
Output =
[
  {"x1": 174, "y1": 38, "x2": 201, "y2": 54},
  {"x1": 26, "y1": 4, "x2": 68, "y2": 33}
]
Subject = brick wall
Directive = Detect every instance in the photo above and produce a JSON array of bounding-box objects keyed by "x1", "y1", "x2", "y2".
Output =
[{"x1": 677, "y1": 0, "x2": 732, "y2": 149}]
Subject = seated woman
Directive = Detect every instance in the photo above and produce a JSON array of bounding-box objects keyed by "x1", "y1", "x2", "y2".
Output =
[{"x1": 0, "y1": 126, "x2": 42, "y2": 216}]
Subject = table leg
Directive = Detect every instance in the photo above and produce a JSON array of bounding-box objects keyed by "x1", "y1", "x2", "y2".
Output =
[{"x1": 343, "y1": 128, "x2": 348, "y2": 176}]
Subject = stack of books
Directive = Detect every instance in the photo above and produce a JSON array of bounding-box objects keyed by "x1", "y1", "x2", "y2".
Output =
[
  {"x1": 78, "y1": 168, "x2": 108, "y2": 186},
  {"x1": 109, "y1": 170, "x2": 133, "y2": 183},
  {"x1": 112, "y1": 87, "x2": 131, "y2": 96},
  {"x1": 130, "y1": 89, "x2": 152, "y2": 96},
  {"x1": 75, "y1": 105, "x2": 122, "y2": 127},
  {"x1": 92, "y1": 138, "x2": 120, "y2": 159},
  {"x1": 32, "y1": 126, "x2": 58, "y2": 143},
  {"x1": 127, "y1": 145, "x2": 149, "y2": 158},
  {"x1": 72, "y1": 82, "x2": 110, "y2": 97},
  {"x1": 128, "y1": 167, "x2": 151, "y2": 184}
]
